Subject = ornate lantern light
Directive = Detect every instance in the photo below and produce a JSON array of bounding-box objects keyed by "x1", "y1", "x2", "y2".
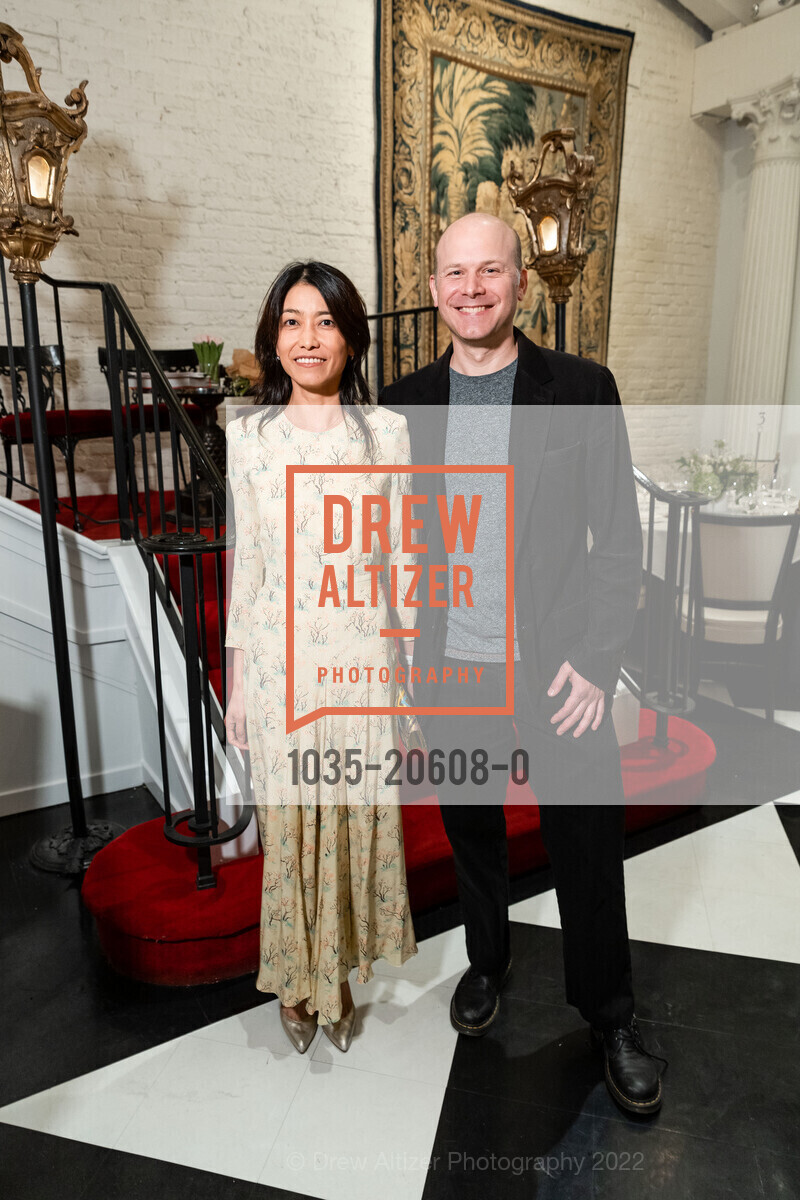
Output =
[
  {"x1": 0, "y1": 23, "x2": 88, "y2": 282},
  {"x1": 0, "y1": 26, "x2": 107, "y2": 874},
  {"x1": 507, "y1": 128, "x2": 594, "y2": 352}
]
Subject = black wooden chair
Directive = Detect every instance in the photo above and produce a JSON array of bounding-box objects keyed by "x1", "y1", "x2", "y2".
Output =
[
  {"x1": 1, "y1": 343, "x2": 207, "y2": 530},
  {"x1": 97, "y1": 346, "x2": 204, "y2": 379},
  {"x1": 96, "y1": 347, "x2": 211, "y2": 430},
  {"x1": 0, "y1": 343, "x2": 106, "y2": 519}
]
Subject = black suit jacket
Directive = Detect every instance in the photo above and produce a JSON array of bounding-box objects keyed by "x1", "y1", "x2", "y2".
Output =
[{"x1": 379, "y1": 327, "x2": 642, "y2": 720}]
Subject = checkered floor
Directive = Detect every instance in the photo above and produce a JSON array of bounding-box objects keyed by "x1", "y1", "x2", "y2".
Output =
[{"x1": 2, "y1": 695, "x2": 799, "y2": 1200}]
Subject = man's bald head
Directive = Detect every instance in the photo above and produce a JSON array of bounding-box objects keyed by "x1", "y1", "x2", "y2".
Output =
[
  {"x1": 433, "y1": 213, "x2": 522, "y2": 277},
  {"x1": 429, "y1": 211, "x2": 528, "y2": 356}
]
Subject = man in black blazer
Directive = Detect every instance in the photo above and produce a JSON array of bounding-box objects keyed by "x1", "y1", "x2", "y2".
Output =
[{"x1": 380, "y1": 212, "x2": 664, "y2": 1115}]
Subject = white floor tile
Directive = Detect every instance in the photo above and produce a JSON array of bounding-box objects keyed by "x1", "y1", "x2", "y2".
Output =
[
  {"x1": 509, "y1": 887, "x2": 561, "y2": 928},
  {"x1": 311, "y1": 976, "x2": 458, "y2": 1087},
  {"x1": 698, "y1": 681, "x2": 733, "y2": 706},
  {"x1": 192, "y1": 996, "x2": 300, "y2": 1059},
  {"x1": 690, "y1": 803, "x2": 790, "y2": 846},
  {"x1": 0, "y1": 1040, "x2": 179, "y2": 1146},
  {"x1": 371, "y1": 925, "x2": 468, "y2": 989},
  {"x1": 623, "y1": 834, "x2": 701, "y2": 890},
  {"x1": 622, "y1": 878, "x2": 715, "y2": 951},
  {"x1": 692, "y1": 829, "x2": 800, "y2": 899},
  {"x1": 738, "y1": 706, "x2": 800, "y2": 731},
  {"x1": 260, "y1": 1063, "x2": 443, "y2": 1200},
  {"x1": 512, "y1": 839, "x2": 713, "y2": 949},
  {"x1": 114, "y1": 1034, "x2": 309, "y2": 1183},
  {"x1": 493, "y1": 805, "x2": 799, "y2": 963},
  {"x1": 703, "y1": 887, "x2": 800, "y2": 963}
]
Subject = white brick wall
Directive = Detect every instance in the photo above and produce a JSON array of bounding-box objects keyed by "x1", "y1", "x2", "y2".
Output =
[{"x1": 3, "y1": 0, "x2": 722, "y2": 496}]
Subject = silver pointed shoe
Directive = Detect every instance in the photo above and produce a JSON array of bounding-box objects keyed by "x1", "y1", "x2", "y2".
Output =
[
  {"x1": 322, "y1": 1001, "x2": 356, "y2": 1053},
  {"x1": 279, "y1": 1005, "x2": 318, "y2": 1054}
]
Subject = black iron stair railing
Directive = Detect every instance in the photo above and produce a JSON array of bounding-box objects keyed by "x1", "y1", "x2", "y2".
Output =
[
  {"x1": 93, "y1": 276, "x2": 254, "y2": 888},
  {"x1": 364, "y1": 304, "x2": 439, "y2": 387},
  {"x1": 1, "y1": 273, "x2": 441, "y2": 886},
  {"x1": 621, "y1": 467, "x2": 711, "y2": 744},
  {"x1": 4, "y1": 270, "x2": 253, "y2": 887}
]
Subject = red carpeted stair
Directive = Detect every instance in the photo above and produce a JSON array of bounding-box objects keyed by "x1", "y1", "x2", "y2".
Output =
[
  {"x1": 81, "y1": 710, "x2": 715, "y2": 986},
  {"x1": 19, "y1": 488, "x2": 193, "y2": 542}
]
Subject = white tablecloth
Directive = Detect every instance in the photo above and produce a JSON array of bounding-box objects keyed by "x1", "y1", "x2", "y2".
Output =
[{"x1": 638, "y1": 497, "x2": 800, "y2": 579}]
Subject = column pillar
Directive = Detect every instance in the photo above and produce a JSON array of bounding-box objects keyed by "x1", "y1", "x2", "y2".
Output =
[{"x1": 725, "y1": 75, "x2": 800, "y2": 458}]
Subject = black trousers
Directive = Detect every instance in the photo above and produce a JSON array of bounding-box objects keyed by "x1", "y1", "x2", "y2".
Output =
[{"x1": 426, "y1": 659, "x2": 634, "y2": 1031}]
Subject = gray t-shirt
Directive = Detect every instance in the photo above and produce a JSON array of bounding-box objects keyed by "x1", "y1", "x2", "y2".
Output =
[{"x1": 444, "y1": 359, "x2": 520, "y2": 662}]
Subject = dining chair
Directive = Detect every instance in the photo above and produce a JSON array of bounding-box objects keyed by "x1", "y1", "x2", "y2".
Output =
[
  {"x1": 681, "y1": 511, "x2": 800, "y2": 721},
  {"x1": 97, "y1": 347, "x2": 201, "y2": 378},
  {"x1": 96, "y1": 346, "x2": 210, "y2": 424},
  {"x1": 1, "y1": 344, "x2": 60, "y2": 496},
  {"x1": 0, "y1": 343, "x2": 111, "y2": 524}
]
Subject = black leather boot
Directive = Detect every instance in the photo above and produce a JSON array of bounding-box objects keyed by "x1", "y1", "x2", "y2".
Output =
[
  {"x1": 450, "y1": 959, "x2": 512, "y2": 1036},
  {"x1": 591, "y1": 1014, "x2": 667, "y2": 1115}
]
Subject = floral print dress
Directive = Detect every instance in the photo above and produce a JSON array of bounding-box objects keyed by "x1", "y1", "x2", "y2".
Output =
[{"x1": 225, "y1": 405, "x2": 418, "y2": 1023}]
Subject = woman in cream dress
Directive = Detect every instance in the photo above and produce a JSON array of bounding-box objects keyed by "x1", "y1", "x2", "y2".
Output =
[{"x1": 224, "y1": 262, "x2": 417, "y2": 1054}]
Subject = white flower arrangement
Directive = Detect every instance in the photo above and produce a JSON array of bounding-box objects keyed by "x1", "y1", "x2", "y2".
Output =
[{"x1": 675, "y1": 440, "x2": 758, "y2": 498}]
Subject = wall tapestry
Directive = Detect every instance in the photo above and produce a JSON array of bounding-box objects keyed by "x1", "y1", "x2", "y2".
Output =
[{"x1": 376, "y1": 0, "x2": 633, "y2": 372}]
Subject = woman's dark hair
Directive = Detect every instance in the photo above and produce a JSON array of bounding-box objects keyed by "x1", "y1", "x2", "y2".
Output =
[{"x1": 247, "y1": 260, "x2": 375, "y2": 458}]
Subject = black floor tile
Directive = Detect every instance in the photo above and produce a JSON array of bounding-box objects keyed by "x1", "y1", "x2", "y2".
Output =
[
  {"x1": 82, "y1": 1155, "x2": 257, "y2": 1200},
  {"x1": 86, "y1": 952, "x2": 213, "y2": 1043},
  {"x1": 0, "y1": 861, "x2": 26, "y2": 929},
  {"x1": 689, "y1": 697, "x2": 800, "y2": 807},
  {"x1": 445, "y1": 991, "x2": 754, "y2": 1149},
  {"x1": 448, "y1": 924, "x2": 800, "y2": 1164},
  {"x1": 0, "y1": 1123, "x2": 318, "y2": 1200},
  {"x1": 1, "y1": 786, "x2": 268, "y2": 1107},
  {"x1": 0, "y1": 786, "x2": 160, "y2": 869},
  {"x1": 755, "y1": 1149, "x2": 800, "y2": 1199},
  {"x1": 80, "y1": 1145, "x2": 312, "y2": 1200},
  {"x1": 510, "y1": 924, "x2": 800, "y2": 1052},
  {"x1": 715, "y1": 661, "x2": 800, "y2": 714},
  {"x1": 0, "y1": 1123, "x2": 110, "y2": 1200},
  {"x1": 193, "y1": 973, "x2": 267, "y2": 1026},
  {"x1": 424, "y1": 1090, "x2": 596, "y2": 1199},
  {"x1": 604, "y1": 1021, "x2": 753, "y2": 1149},
  {"x1": 426, "y1": 1088, "x2": 766, "y2": 1199},
  {"x1": 505, "y1": 922, "x2": 568, "y2": 1009},
  {"x1": 776, "y1": 803, "x2": 800, "y2": 870},
  {"x1": 589, "y1": 1118, "x2": 764, "y2": 1199},
  {"x1": 1, "y1": 979, "x2": 153, "y2": 1107},
  {"x1": 446, "y1": 996, "x2": 603, "y2": 1117},
  {"x1": 630, "y1": 939, "x2": 800, "y2": 1048},
  {"x1": 4, "y1": 780, "x2": 799, "y2": 1200},
  {"x1": 0, "y1": 924, "x2": 214, "y2": 1107},
  {"x1": 1, "y1": 786, "x2": 161, "y2": 936},
  {"x1": 737, "y1": 1032, "x2": 800, "y2": 1160},
  {"x1": 2, "y1": 874, "x2": 105, "y2": 996}
]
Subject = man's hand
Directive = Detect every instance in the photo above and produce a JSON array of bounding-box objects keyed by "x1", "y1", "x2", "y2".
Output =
[{"x1": 547, "y1": 661, "x2": 605, "y2": 737}]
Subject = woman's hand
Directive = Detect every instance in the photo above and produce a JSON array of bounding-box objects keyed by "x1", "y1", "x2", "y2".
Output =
[
  {"x1": 225, "y1": 688, "x2": 249, "y2": 750},
  {"x1": 401, "y1": 637, "x2": 416, "y2": 699}
]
